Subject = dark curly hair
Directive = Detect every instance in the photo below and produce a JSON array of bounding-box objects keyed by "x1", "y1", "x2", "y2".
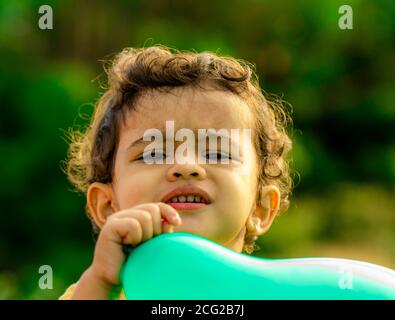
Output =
[{"x1": 65, "y1": 45, "x2": 293, "y2": 254}]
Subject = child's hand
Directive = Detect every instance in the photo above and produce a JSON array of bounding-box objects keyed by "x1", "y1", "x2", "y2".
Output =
[{"x1": 88, "y1": 202, "x2": 182, "y2": 287}]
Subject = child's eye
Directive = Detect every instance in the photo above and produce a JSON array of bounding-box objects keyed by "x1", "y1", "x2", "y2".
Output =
[
  {"x1": 205, "y1": 151, "x2": 232, "y2": 161},
  {"x1": 136, "y1": 149, "x2": 166, "y2": 162}
]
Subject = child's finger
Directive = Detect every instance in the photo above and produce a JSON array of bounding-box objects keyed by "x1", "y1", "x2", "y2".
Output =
[
  {"x1": 146, "y1": 204, "x2": 163, "y2": 236},
  {"x1": 112, "y1": 209, "x2": 154, "y2": 242},
  {"x1": 116, "y1": 203, "x2": 164, "y2": 235},
  {"x1": 162, "y1": 220, "x2": 175, "y2": 233},
  {"x1": 156, "y1": 202, "x2": 182, "y2": 226},
  {"x1": 138, "y1": 203, "x2": 164, "y2": 236},
  {"x1": 108, "y1": 217, "x2": 143, "y2": 246},
  {"x1": 129, "y1": 210, "x2": 154, "y2": 242}
]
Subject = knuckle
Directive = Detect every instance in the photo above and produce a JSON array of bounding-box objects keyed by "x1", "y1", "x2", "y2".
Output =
[
  {"x1": 139, "y1": 211, "x2": 153, "y2": 225},
  {"x1": 146, "y1": 203, "x2": 158, "y2": 210},
  {"x1": 125, "y1": 221, "x2": 142, "y2": 243},
  {"x1": 106, "y1": 214, "x2": 117, "y2": 224},
  {"x1": 145, "y1": 203, "x2": 160, "y2": 216},
  {"x1": 125, "y1": 218, "x2": 139, "y2": 230}
]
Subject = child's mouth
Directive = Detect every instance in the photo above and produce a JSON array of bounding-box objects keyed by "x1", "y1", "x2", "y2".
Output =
[
  {"x1": 161, "y1": 185, "x2": 212, "y2": 211},
  {"x1": 166, "y1": 195, "x2": 208, "y2": 211}
]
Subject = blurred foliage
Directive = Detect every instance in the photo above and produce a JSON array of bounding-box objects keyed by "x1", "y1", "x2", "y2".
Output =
[{"x1": 0, "y1": 0, "x2": 394, "y2": 299}]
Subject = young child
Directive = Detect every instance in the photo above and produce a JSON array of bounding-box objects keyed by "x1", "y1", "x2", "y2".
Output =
[{"x1": 59, "y1": 45, "x2": 293, "y2": 299}]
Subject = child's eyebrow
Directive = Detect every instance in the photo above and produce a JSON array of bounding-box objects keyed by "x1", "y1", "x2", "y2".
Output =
[
  {"x1": 126, "y1": 128, "x2": 167, "y2": 151},
  {"x1": 127, "y1": 136, "x2": 149, "y2": 150}
]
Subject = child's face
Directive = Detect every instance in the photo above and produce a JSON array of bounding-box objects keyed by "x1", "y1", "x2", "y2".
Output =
[{"x1": 93, "y1": 86, "x2": 279, "y2": 251}]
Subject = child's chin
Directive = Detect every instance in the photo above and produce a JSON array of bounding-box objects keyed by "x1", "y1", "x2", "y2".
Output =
[{"x1": 174, "y1": 222, "x2": 202, "y2": 234}]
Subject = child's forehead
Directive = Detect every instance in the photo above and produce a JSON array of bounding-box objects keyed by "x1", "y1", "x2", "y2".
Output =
[{"x1": 121, "y1": 86, "x2": 254, "y2": 134}]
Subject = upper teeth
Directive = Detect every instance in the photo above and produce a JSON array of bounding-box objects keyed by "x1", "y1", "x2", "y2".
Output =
[{"x1": 170, "y1": 195, "x2": 205, "y2": 203}]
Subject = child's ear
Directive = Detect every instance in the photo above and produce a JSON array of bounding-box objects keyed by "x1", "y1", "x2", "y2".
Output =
[
  {"x1": 247, "y1": 185, "x2": 280, "y2": 236},
  {"x1": 87, "y1": 182, "x2": 118, "y2": 228}
]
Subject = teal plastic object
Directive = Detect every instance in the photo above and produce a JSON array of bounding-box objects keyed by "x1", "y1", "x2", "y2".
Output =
[{"x1": 121, "y1": 232, "x2": 395, "y2": 300}]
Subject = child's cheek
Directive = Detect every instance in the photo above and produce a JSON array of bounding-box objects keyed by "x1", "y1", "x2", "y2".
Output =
[{"x1": 114, "y1": 173, "x2": 158, "y2": 210}]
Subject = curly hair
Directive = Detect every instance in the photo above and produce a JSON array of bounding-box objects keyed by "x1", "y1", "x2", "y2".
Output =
[{"x1": 65, "y1": 45, "x2": 293, "y2": 254}]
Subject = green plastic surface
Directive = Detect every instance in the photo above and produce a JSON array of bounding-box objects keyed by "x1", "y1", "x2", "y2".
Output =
[{"x1": 121, "y1": 232, "x2": 395, "y2": 299}]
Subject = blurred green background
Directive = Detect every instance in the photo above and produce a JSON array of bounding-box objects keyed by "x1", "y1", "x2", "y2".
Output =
[{"x1": 0, "y1": 0, "x2": 394, "y2": 299}]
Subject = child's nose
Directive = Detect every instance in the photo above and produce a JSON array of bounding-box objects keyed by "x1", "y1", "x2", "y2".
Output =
[{"x1": 166, "y1": 163, "x2": 207, "y2": 181}]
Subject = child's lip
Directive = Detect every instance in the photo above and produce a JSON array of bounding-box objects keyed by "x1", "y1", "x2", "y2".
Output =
[
  {"x1": 167, "y1": 202, "x2": 208, "y2": 211},
  {"x1": 160, "y1": 184, "x2": 212, "y2": 204}
]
